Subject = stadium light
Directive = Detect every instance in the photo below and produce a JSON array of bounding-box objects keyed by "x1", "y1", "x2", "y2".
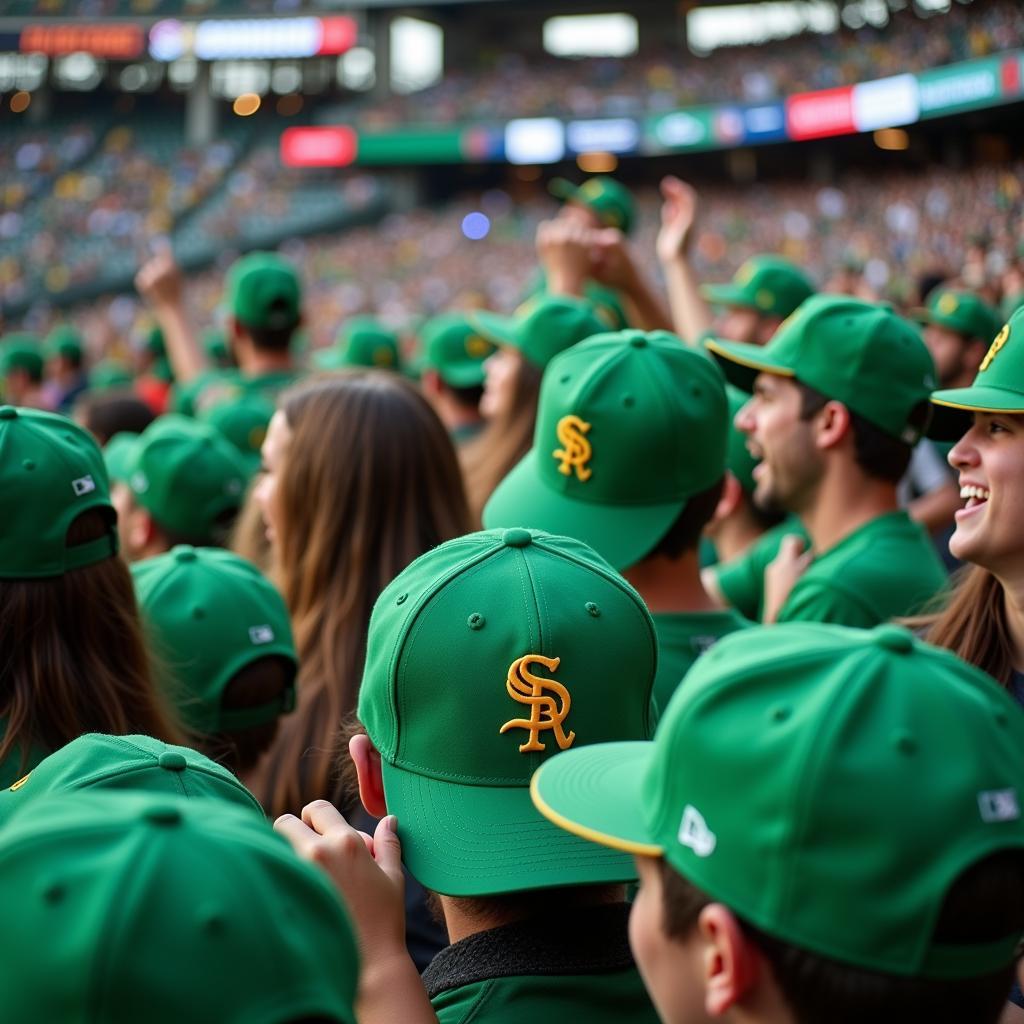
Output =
[
  {"x1": 233, "y1": 93, "x2": 261, "y2": 117},
  {"x1": 543, "y1": 14, "x2": 638, "y2": 58},
  {"x1": 577, "y1": 152, "x2": 619, "y2": 174},
  {"x1": 10, "y1": 90, "x2": 30, "y2": 113},
  {"x1": 874, "y1": 127, "x2": 910, "y2": 150}
]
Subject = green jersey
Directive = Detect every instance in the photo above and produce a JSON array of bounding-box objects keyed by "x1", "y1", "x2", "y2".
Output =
[
  {"x1": 424, "y1": 906, "x2": 658, "y2": 1024},
  {"x1": 713, "y1": 517, "x2": 811, "y2": 622},
  {"x1": 181, "y1": 368, "x2": 301, "y2": 417},
  {"x1": 777, "y1": 510, "x2": 947, "y2": 627},
  {"x1": 651, "y1": 610, "x2": 749, "y2": 722}
]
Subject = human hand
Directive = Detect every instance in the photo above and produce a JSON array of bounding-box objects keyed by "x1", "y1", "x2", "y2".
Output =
[
  {"x1": 275, "y1": 800, "x2": 407, "y2": 960},
  {"x1": 536, "y1": 219, "x2": 592, "y2": 295},
  {"x1": 763, "y1": 534, "x2": 813, "y2": 623},
  {"x1": 589, "y1": 228, "x2": 640, "y2": 291},
  {"x1": 134, "y1": 243, "x2": 184, "y2": 310},
  {"x1": 657, "y1": 176, "x2": 699, "y2": 263}
]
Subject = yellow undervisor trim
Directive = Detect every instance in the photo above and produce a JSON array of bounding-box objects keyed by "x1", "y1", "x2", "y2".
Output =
[
  {"x1": 704, "y1": 340, "x2": 796, "y2": 378},
  {"x1": 930, "y1": 398, "x2": 1024, "y2": 414},
  {"x1": 529, "y1": 772, "x2": 664, "y2": 858}
]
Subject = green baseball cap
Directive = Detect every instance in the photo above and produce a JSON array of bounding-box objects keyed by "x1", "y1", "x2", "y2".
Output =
[
  {"x1": 471, "y1": 295, "x2": 608, "y2": 371},
  {"x1": 483, "y1": 331, "x2": 728, "y2": 570},
  {"x1": 133, "y1": 546, "x2": 297, "y2": 734},
  {"x1": 0, "y1": 335, "x2": 43, "y2": 381},
  {"x1": 915, "y1": 287, "x2": 1001, "y2": 344},
  {"x1": 0, "y1": 791, "x2": 358, "y2": 1023},
  {"x1": 0, "y1": 406, "x2": 117, "y2": 579},
  {"x1": 203, "y1": 327, "x2": 230, "y2": 364},
  {"x1": 314, "y1": 317, "x2": 401, "y2": 371},
  {"x1": 533, "y1": 622, "x2": 1024, "y2": 979},
  {"x1": 418, "y1": 313, "x2": 496, "y2": 387},
  {"x1": 198, "y1": 391, "x2": 275, "y2": 477},
  {"x1": 120, "y1": 415, "x2": 248, "y2": 544},
  {"x1": 725, "y1": 385, "x2": 759, "y2": 494},
  {"x1": 0, "y1": 733, "x2": 263, "y2": 825},
  {"x1": 357, "y1": 527, "x2": 657, "y2": 897},
  {"x1": 550, "y1": 176, "x2": 635, "y2": 234},
  {"x1": 701, "y1": 255, "x2": 815, "y2": 319},
  {"x1": 930, "y1": 305, "x2": 1024, "y2": 441},
  {"x1": 707, "y1": 295, "x2": 937, "y2": 445},
  {"x1": 103, "y1": 431, "x2": 138, "y2": 484},
  {"x1": 89, "y1": 359, "x2": 134, "y2": 391},
  {"x1": 44, "y1": 324, "x2": 84, "y2": 362},
  {"x1": 226, "y1": 251, "x2": 302, "y2": 333}
]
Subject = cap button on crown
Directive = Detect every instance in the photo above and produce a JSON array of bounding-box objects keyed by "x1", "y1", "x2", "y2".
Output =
[
  {"x1": 157, "y1": 751, "x2": 188, "y2": 772},
  {"x1": 144, "y1": 803, "x2": 184, "y2": 825},
  {"x1": 174, "y1": 547, "x2": 198, "y2": 563},
  {"x1": 0, "y1": 406, "x2": 18, "y2": 420},
  {"x1": 502, "y1": 528, "x2": 533, "y2": 548},
  {"x1": 872, "y1": 625, "x2": 914, "y2": 654},
  {"x1": 628, "y1": 334, "x2": 647, "y2": 349}
]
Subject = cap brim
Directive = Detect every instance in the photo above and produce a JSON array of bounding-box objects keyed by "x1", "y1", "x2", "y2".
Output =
[
  {"x1": 928, "y1": 385, "x2": 1024, "y2": 441},
  {"x1": 482, "y1": 450, "x2": 685, "y2": 571},
  {"x1": 438, "y1": 361, "x2": 488, "y2": 388},
  {"x1": 704, "y1": 338, "x2": 796, "y2": 393},
  {"x1": 382, "y1": 760, "x2": 636, "y2": 897},
  {"x1": 530, "y1": 742, "x2": 661, "y2": 857},
  {"x1": 548, "y1": 178, "x2": 578, "y2": 203},
  {"x1": 469, "y1": 311, "x2": 519, "y2": 349},
  {"x1": 700, "y1": 284, "x2": 753, "y2": 310},
  {"x1": 312, "y1": 349, "x2": 347, "y2": 371}
]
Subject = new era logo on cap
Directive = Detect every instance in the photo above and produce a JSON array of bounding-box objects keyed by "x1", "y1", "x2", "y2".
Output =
[
  {"x1": 249, "y1": 625, "x2": 275, "y2": 646},
  {"x1": 978, "y1": 788, "x2": 1020, "y2": 824},
  {"x1": 678, "y1": 804, "x2": 717, "y2": 858},
  {"x1": 71, "y1": 475, "x2": 96, "y2": 497}
]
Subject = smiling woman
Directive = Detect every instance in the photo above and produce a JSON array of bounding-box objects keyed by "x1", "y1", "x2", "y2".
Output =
[{"x1": 918, "y1": 306, "x2": 1024, "y2": 699}]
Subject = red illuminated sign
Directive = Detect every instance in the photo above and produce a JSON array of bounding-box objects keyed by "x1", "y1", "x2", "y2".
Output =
[
  {"x1": 20, "y1": 23, "x2": 144, "y2": 59},
  {"x1": 785, "y1": 86, "x2": 856, "y2": 141},
  {"x1": 281, "y1": 126, "x2": 358, "y2": 168}
]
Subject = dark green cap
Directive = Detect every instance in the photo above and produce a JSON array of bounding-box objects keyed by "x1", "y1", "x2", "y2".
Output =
[
  {"x1": 550, "y1": 176, "x2": 635, "y2": 234},
  {"x1": 0, "y1": 734, "x2": 264, "y2": 825},
  {"x1": 314, "y1": 317, "x2": 401, "y2": 371},
  {"x1": 472, "y1": 295, "x2": 607, "y2": 371},
  {"x1": 707, "y1": 295, "x2": 937, "y2": 445},
  {"x1": 44, "y1": 325, "x2": 84, "y2": 363},
  {"x1": 120, "y1": 415, "x2": 248, "y2": 544},
  {"x1": 484, "y1": 331, "x2": 728, "y2": 570},
  {"x1": 701, "y1": 255, "x2": 815, "y2": 319},
  {"x1": 0, "y1": 791, "x2": 359, "y2": 1024},
  {"x1": 0, "y1": 406, "x2": 117, "y2": 579},
  {"x1": 133, "y1": 546, "x2": 297, "y2": 734},
  {"x1": 419, "y1": 313, "x2": 496, "y2": 387},
  {"x1": 915, "y1": 288, "x2": 1001, "y2": 344},
  {"x1": 202, "y1": 328, "x2": 230, "y2": 364},
  {"x1": 1, "y1": 335, "x2": 43, "y2": 381},
  {"x1": 226, "y1": 252, "x2": 302, "y2": 333},
  {"x1": 930, "y1": 305, "x2": 1024, "y2": 440},
  {"x1": 89, "y1": 359, "x2": 134, "y2": 391},
  {"x1": 533, "y1": 623, "x2": 1024, "y2": 979},
  {"x1": 144, "y1": 325, "x2": 165, "y2": 357},
  {"x1": 358, "y1": 528, "x2": 657, "y2": 897}
]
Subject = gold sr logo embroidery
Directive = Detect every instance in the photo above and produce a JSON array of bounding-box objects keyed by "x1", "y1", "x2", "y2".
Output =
[
  {"x1": 553, "y1": 415, "x2": 593, "y2": 482},
  {"x1": 980, "y1": 324, "x2": 1010, "y2": 372},
  {"x1": 499, "y1": 654, "x2": 576, "y2": 754}
]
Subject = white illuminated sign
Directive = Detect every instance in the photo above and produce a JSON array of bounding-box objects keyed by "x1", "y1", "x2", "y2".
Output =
[
  {"x1": 504, "y1": 118, "x2": 565, "y2": 165},
  {"x1": 566, "y1": 118, "x2": 639, "y2": 154}
]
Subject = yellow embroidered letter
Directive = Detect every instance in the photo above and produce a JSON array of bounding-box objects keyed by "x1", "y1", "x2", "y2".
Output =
[
  {"x1": 980, "y1": 324, "x2": 1010, "y2": 372},
  {"x1": 499, "y1": 654, "x2": 576, "y2": 754},
  {"x1": 553, "y1": 415, "x2": 593, "y2": 482}
]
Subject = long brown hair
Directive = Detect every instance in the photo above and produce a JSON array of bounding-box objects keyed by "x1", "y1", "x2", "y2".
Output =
[
  {"x1": 917, "y1": 565, "x2": 1016, "y2": 685},
  {"x1": 461, "y1": 356, "x2": 543, "y2": 523},
  {"x1": 0, "y1": 509, "x2": 184, "y2": 778},
  {"x1": 250, "y1": 371, "x2": 471, "y2": 818}
]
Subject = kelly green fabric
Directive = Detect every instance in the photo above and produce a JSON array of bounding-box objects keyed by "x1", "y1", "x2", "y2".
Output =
[
  {"x1": 532, "y1": 623, "x2": 1024, "y2": 979},
  {"x1": 357, "y1": 528, "x2": 657, "y2": 896},
  {"x1": 708, "y1": 295, "x2": 937, "y2": 444},
  {"x1": 777, "y1": 511, "x2": 947, "y2": 627},
  {"x1": 549, "y1": 176, "x2": 635, "y2": 234},
  {"x1": 484, "y1": 331, "x2": 728, "y2": 570},
  {"x1": 226, "y1": 251, "x2": 301, "y2": 331},
  {"x1": 525, "y1": 272, "x2": 630, "y2": 332},
  {"x1": 418, "y1": 314, "x2": 496, "y2": 387},
  {"x1": 0, "y1": 792, "x2": 358, "y2": 1024},
  {"x1": 197, "y1": 390, "x2": 275, "y2": 476},
  {"x1": 183, "y1": 367, "x2": 300, "y2": 418},
  {"x1": 930, "y1": 305, "x2": 1024, "y2": 441},
  {"x1": 0, "y1": 338, "x2": 43, "y2": 380},
  {"x1": 44, "y1": 325, "x2": 83, "y2": 363},
  {"x1": 433, "y1": 967, "x2": 657, "y2": 1024},
  {"x1": 915, "y1": 287, "x2": 1001, "y2": 343},
  {"x1": 650, "y1": 610, "x2": 749, "y2": 722},
  {"x1": 701, "y1": 255, "x2": 814, "y2": 319},
  {"x1": 315, "y1": 317, "x2": 401, "y2": 371},
  {"x1": 713, "y1": 517, "x2": 811, "y2": 622}
]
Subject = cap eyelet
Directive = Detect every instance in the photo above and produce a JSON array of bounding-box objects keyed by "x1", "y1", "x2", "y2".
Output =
[
  {"x1": 467, "y1": 613, "x2": 486, "y2": 631},
  {"x1": 585, "y1": 602, "x2": 600, "y2": 617},
  {"x1": 769, "y1": 705, "x2": 791, "y2": 723},
  {"x1": 22, "y1": 459, "x2": 35, "y2": 471},
  {"x1": 892, "y1": 730, "x2": 917, "y2": 755},
  {"x1": 622, "y1": 394, "x2": 635, "y2": 408},
  {"x1": 396, "y1": 593, "x2": 408, "y2": 606}
]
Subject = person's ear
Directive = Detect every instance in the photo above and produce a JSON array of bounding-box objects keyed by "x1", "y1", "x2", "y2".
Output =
[
  {"x1": 697, "y1": 903, "x2": 761, "y2": 1016},
  {"x1": 127, "y1": 506, "x2": 157, "y2": 555},
  {"x1": 349, "y1": 733, "x2": 387, "y2": 818},
  {"x1": 812, "y1": 400, "x2": 852, "y2": 452},
  {"x1": 711, "y1": 472, "x2": 744, "y2": 525}
]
